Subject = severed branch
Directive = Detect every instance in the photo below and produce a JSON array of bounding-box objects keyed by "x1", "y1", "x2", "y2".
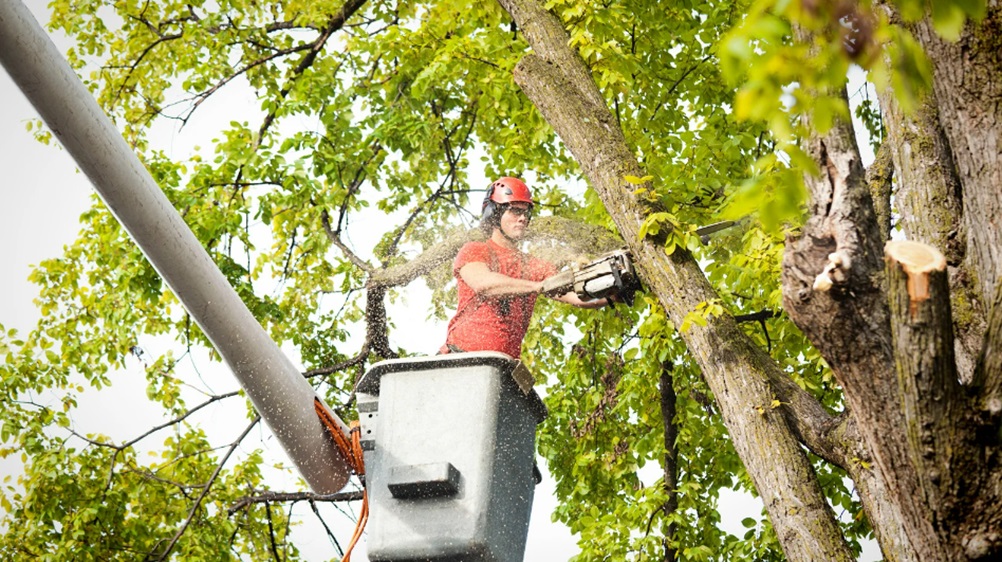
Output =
[
  {"x1": 228, "y1": 490, "x2": 365, "y2": 515},
  {"x1": 883, "y1": 240, "x2": 981, "y2": 543}
]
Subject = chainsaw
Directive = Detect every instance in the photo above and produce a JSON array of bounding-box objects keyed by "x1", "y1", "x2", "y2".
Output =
[
  {"x1": 540, "y1": 249, "x2": 641, "y2": 306},
  {"x1": 538, "y1": 220, "x2": 741, "y2": 306}
]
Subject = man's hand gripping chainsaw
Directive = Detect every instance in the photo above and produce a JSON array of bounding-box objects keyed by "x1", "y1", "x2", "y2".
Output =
[{"x1": 540, "y1": 249, "x2": 641, "y2": 306}]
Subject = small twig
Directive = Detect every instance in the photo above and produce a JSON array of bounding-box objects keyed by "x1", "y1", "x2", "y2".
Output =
[{"x1": 303, "y1": 346, "x2": 370, "y2": 378}]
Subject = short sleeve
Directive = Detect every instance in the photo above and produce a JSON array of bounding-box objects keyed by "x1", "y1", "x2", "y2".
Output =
[
  {"x1": 526, "y1": 256, "x2": 558, "y2": 281},
  {"x1": 454, "y1": 242, "x2": 491, "y2": 275}
]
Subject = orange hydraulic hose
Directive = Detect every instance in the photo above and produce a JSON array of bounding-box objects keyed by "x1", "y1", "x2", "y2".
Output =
[{"x1": 314, "y1": 399, "x2": 368, "y2": 562}]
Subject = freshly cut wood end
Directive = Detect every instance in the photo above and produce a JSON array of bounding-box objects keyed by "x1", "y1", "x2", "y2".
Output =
[{"x1": 885, "y1": 240, "x2": 947, "y2": 303}]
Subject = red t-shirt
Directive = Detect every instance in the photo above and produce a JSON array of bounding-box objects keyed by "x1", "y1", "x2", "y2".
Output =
[{"x1": 444, "y1": 240, "x2": 557, "y2": 358}]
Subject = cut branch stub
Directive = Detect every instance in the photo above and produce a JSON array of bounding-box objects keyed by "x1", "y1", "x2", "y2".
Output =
[{"x1": 885, "y1": 240, "x2": 947, "y2": 318}]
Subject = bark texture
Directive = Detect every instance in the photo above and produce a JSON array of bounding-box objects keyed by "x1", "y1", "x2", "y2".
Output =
[
  {"x1": 877, "y1": 81, "x2": 982, "y2": 383},
  {"x1": 912, "y1": 2, "x2": 1002, "y2": 306},
  {"x1": 783, "y1": 2, "x2": 1002, "y2": 560},
  {"x1": 497, "y1": 1, "x2": 855, "y2": 560},
  {"x1": 493, "y1": 0, "x2": 1002, "y2": 560}
]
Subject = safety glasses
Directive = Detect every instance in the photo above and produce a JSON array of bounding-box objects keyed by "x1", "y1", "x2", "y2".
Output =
[{"x1": 505, "y1": 205, "x2": 533, "y2": 218}]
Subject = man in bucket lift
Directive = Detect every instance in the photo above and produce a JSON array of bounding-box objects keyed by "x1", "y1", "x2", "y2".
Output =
[{"x1": 440, "y1": 177, "x2": 612, "y2": 358}]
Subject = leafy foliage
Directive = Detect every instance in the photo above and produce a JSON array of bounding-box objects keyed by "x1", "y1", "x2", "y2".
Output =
[{"x1": 2, "y1": 0, "x2": 985, "y2": 559}]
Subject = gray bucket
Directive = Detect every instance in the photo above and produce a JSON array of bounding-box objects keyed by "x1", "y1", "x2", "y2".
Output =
[{"x1": 356, "y1": 352, "x2": 547, "y2": 562}]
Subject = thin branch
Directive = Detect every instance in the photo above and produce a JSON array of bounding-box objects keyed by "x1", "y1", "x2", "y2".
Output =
[
  {"x1": 228, "y1": 490, "x2": 365, "y2": 515},
  {"x1": 303, "y1": 346, "x2": 371, "y2": 378},
  {"x1": 152, "y1": 416, "x2": 261, "y2": 562},
  {"x1": 309, "y1": 499, "x2": 345, "y2": 555},
  {"x1": 321, "y1": 209, "x2": 373, "y2": 273},
  {"x1": 123, "y1": 391, "x2": 241, "y2": 451},
  {"x1": 383, "y1": 100, "x2": 479, "y2": 258},
  {"x1": 265, "y1": 502, "x2": 282, "y2": 561},
  {"x1": 255, "y1": 0, "x2": 370, "y2": 141}
]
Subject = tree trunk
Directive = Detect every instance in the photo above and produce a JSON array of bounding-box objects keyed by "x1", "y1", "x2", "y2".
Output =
[
  {"x1": 496, "y1": 1, "x2": 855, "y2": 560},
  {"x1": 496, "y1": 0, "x2": 1002, "y2": 559},
  {"x1": 784, "y1": 2, "x2": 1002, "y2": 559}
]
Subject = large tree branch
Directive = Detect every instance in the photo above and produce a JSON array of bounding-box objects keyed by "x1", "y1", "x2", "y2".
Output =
[
  {"x1": 496, "y1": 1, "x2": 853, "y2": 559},
  {"x1": 781, "y1": 84, "x2": 944, "y2": 560}
]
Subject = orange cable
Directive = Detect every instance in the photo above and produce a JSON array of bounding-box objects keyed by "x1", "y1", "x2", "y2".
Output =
[{"x1": 313, "y1": 400, "x2": 369, "y2": 562}]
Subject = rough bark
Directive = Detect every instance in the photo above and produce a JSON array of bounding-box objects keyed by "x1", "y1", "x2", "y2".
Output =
[
  {"x1": 911, "y1": 1, "x2": 1002, "y2": 307},
  {"x1": 885, "y1": 242, "x2": 964, "y2": 543},
  {"x1": 978, "y1": 283, "x2": 1002, "y2": 416},
  {"x1": 781, "y1": 90, "x2": 944, "y2": 561},
  {"x1": 866, "y1": 140, "x2": 894, "y2": 243},
  {"x1": 496, "y1": 1, "x2": 855, "y2": 560},
  {"x1": 877, "y1": 82, "x2": 983, "y2": 383}
]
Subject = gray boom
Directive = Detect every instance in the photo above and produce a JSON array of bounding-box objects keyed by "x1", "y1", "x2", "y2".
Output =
[{"x1": 0, "y1": 0, "x2": 350, "y2": 493}]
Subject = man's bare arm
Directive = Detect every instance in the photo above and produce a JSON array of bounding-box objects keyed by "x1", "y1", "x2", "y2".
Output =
[
  {"x1": 460, "y1": 262, "x2": 611, "y2": 308},
  {"x1": 459, "y1": 262, "x2": 543, "y2": 297}
]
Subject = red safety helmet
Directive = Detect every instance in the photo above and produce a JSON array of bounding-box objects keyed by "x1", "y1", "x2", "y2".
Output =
[{"x1": 481, "y1": 177, "x2": 533, "y2": 234}]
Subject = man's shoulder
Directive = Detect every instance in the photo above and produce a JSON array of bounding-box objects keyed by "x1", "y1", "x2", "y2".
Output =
[
  {"x1": 459, "y1": 240, "x2": 490, "y2": 251},
  {"x1": 455, "y1": 240, "x2": 492, "y2": 266},
  {"x1": 526, "y1": 254, "x2": 557, "y2": 277}
]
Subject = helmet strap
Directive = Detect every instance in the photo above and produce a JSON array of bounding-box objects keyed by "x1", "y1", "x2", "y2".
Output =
[{"x1": 496, "y1": 204, "x2": 530, "y2": 245}]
